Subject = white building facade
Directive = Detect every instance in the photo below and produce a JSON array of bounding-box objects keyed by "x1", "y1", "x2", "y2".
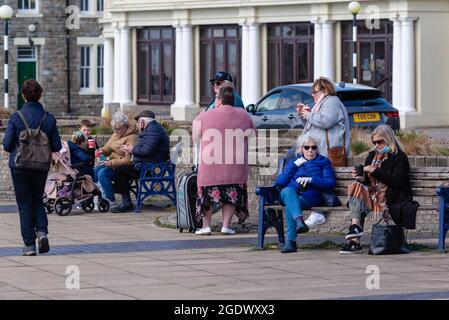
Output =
[{"x1": 100, "y1": 0, "x2": 449, "y2": 128}]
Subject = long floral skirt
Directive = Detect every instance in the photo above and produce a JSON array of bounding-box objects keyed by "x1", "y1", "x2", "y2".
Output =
[{"x1": 196, "y1": 184, "x2": 249, "y2": 224}]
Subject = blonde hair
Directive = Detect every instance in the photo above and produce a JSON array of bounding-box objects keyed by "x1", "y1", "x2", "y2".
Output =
[{"x1": 371, "y1": 124, "x2": 402, "y2": 154}]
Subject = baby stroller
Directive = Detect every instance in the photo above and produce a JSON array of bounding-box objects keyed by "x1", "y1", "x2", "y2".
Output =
[{"x1": 43, "y1": 141, "x2": 110, "y2": 216}]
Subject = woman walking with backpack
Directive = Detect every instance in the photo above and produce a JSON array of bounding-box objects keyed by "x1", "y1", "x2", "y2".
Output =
[{"x1": 2, "y1": 80, "x2": 62, "y2": 256}]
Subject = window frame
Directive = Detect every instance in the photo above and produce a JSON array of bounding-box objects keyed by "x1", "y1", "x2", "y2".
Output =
[{"x1": 17, "y1": 0, "x2": 39, "y2": 14}]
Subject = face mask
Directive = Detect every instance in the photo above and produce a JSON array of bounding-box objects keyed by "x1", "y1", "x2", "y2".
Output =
[{"x1": 379, "y1": 146, "x2": 390, "y2": 154}]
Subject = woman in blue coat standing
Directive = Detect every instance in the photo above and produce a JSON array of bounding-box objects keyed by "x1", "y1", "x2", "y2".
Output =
[
  {"x1": 2, "y1": 80, "x2": 62, "y2": 256},
  {"x1": 275, "y1": 135, "x2": 336, "y2": 253}
]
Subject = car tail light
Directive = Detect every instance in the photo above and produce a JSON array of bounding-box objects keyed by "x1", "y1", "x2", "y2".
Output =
[{"x1": 385, "y1": 111, "x2": 399, "y2": 118}]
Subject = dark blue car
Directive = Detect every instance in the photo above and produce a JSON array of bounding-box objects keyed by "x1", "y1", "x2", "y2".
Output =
[{"x1": 246, "y1": 82, "x2": 400, "y2": 131}]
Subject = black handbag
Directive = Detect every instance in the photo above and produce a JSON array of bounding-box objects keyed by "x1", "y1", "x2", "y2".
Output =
[
  {"x1": 321, "y1": 190, "x2": 342, "y2": 207},
  {"x1": 368, "y1": 217, "x2": 410, "y2": 255},
  {"x1": 388, "y1": 200, "x2": 419, "y2": 230}
]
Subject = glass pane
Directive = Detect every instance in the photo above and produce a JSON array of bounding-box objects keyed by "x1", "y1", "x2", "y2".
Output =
[
  {"x1": 150, "y1": 45, "x2": 160, "y2": 95},
  {"x1": 267, "y1": 42, "x2": 280, "y2": 90},
  {"x1": 30, "y1": 0, "x2": 36, "y2": 9},
  {"x1": 282, "y1": 42, "x2": 294, "y2": 85},
  {"x1": 295, "y1": 24, "x2": 308, "y2": 36},
  {"x1": 163, "y1": 44, "x2": 172, "y2": 95},
  {"x1": 341, "y1": 22, "x2": 352, "y2": 37},
  {"x1": 137, "y1": 29, "x2": 148, "y2": 40},
  {"x1": 268, "y1": 25, "x2": 282, "y2": 38},
  {"x1": 201, "y1": 44, "x2": 213, "y2": 98},
  {"x1": 227, "y1": 43, "x2": 237, "y2": 86},
  {"x1": 213, "y1": 29, "x2": 224, "y2": 38},
  {"x1": 360, "y1": 41, "x2": 372, "y2": 84},
  {"x1": 215, "y1": 44, "x2": 224, "y2": 72},
  {"x1": 279, "y1": 90, "x2": 303, "y2": 109},
  {"x1": 282, "y1": 25, "x2": 295, "y2": 37},
  {"x1": 226, "y1": 28, "x2": 237, "y2": 38},
  {"x1": 374, "y1": 41, "x2": 386, "y2": 94},
  {"x1": 138, "y1": 45, "x2": 149, "y2": 97},
  {"x1": 297, "y1": 42, "x2": 308, "y2": 82},
  {"x1": 200, "y1": 27, "x2": 212, "y2": 39},
  {"x1": 257, "y1": 92, "x2": 281, "y2": 111},
  {"x1": 162, "y1": 29, "x2": 173, "y2": 40},
  {"x1": 371, "y1": 20, "x2": 386, "y2": 34},
  {"x1": 150, "y1": 29, "x2": 160, "y2": 40}
]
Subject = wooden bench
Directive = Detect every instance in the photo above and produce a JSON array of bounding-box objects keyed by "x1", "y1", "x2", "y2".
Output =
[{"x1": 256, "y1": 166, "x2": 449, "y2": 249}]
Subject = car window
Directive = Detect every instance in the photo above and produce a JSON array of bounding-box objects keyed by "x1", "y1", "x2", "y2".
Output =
[
  {"x1": 302, "y1": 92, "x2": 314, "y2": 105},
  {"x1": 279, "y1": 90, "x2": 303, "y2": 109},
  {"x1": 256, "y1": 91, "x2": 281, "y2": 112}
]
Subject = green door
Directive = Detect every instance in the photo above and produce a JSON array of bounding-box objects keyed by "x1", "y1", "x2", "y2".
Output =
[{"x1": 17, "y1": 61, "x2": 37, "y2": 109}]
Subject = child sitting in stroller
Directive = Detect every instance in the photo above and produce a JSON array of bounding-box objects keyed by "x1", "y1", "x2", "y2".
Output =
[
  {"x1": 43, "y1": 140, "x2": 110, "y2": 216},
  {"x1": 67, "y1": 131, "x2": 94, "y2": 178}
]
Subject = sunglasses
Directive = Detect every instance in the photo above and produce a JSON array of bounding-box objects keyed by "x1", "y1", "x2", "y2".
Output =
[
  {"x1": 372, "y1": 139, "x2": 385, "y2": 145},
  {"x1": 303, "y1": 145, "x2": 318, "y2": 151},
  {"x1": 213, "y1": 81, "x2": 222, "y2": 86}
]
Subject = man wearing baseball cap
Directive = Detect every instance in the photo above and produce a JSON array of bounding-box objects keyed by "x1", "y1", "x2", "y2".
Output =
[
  {"x1": 111, "y1": 109, "x2": 170, "y2": 213},
  {"x1": 205, "y1": 71, "x2": 245, "y2": 111}
]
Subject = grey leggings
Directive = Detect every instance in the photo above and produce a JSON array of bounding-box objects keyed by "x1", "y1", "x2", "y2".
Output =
[{"x1": 348, "y1": 197, "x2": 371, "y2": 228}]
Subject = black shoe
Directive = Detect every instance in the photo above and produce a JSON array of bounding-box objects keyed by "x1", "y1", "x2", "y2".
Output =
[
  {"x1": 339, "y1": 240, "x2": 363, "y2": 254},
  {"x1": 345, "y1": 224, "x2": 364, "y2": 240},
  {"x1": 37, "y1": 231, "x2": 50, "y2": 254},
  {"x1": 110, "y1": 203, "x2": 134, "y2": 213},
  {"x1": 296, "y1": 217, "x2": 309, "y2": 234},
  {"x1": 281, "y1": 240, "x2": 297, "y2": 253}
]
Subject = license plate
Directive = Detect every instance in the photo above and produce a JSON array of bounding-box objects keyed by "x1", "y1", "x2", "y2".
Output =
[{"x1": 353, "y1": 112, "x2": 380, "y2": 122}]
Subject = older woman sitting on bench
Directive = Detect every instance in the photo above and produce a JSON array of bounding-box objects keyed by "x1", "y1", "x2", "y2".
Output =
[{"x1": 275, "y1": 135, "x2": 336, "y2": 253}]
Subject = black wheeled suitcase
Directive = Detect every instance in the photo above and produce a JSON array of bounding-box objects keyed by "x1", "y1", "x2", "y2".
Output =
[{"x1": 176, "y1": 170, "x2": 202, "y2": 232}]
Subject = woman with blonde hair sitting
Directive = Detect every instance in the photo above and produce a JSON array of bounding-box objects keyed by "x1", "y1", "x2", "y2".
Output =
[{"x1": 340, "y1": 124, "x2": 413, "y2": 254}]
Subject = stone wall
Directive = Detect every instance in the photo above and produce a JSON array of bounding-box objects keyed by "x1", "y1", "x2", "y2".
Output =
[{"x1": 0, "y1": 0, "x2": 102, "y2": 115}]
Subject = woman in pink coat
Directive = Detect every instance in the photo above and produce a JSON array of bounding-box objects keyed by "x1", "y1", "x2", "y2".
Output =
[{"x1": 192, "y1": 86, "x2": 256, "y2": 235}]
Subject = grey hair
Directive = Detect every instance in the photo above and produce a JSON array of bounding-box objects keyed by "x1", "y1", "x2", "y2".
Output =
[
  {"x1": 297, "y1": 134, "x2": 321, "y2": 152},
  {"x1": 111, "y1": 111, "x2": 129, "y2": 129}
]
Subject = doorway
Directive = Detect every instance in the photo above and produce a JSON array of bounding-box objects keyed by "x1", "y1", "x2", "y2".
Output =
[{"x1": 17, "y1": 46, "x2": 37, "y2": 109}]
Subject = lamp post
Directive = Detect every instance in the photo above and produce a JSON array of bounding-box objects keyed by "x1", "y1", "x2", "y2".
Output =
[
  {"x1": 0, "y1": 5, "x2": 13, "y2": 108},
  {"x1": 348, "y1": 1, "x2": 361, "y2": 84}
]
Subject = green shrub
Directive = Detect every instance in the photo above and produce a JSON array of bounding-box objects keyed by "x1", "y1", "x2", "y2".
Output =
[
  {"x1": 351, "y1": 140, "x2": 371, "y2": 155},
  {"x1": 92, "y1": 125, "x2": 113, "y2": 135}
]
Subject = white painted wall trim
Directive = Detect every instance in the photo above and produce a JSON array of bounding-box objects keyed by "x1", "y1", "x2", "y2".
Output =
[{"x1": 14, "y1": 38, "x2": 46, "y2": 46}]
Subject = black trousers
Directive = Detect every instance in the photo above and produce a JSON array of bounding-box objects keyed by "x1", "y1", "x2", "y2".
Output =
[
  {"x1": 113, "y1": 165, "x2": 140, "y2": 194},
  {"x1": 10, "y1": 168, "x2": 49, "y2": 246}
]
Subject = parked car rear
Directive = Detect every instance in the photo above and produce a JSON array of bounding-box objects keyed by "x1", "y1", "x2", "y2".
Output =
[{"x1": 246, "y1": 83, "x2": 400, "y2": 131}]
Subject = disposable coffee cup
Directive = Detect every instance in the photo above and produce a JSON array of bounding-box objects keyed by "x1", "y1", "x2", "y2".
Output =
[
  {"x1": 303, "y1": 105, "x2": 311, "y2": 112},
  {"x1": 355, "y1": 165, "x2": 364, "y2": 178},
  {"x1": 88, "y1": 139, "x2": 95, "y2": 148}
]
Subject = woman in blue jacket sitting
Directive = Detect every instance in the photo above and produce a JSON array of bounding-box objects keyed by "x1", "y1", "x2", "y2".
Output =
[
  {"x1": 275, "y1": 135, "x2": 336, "y2": 253},
  {"x1": 68, "y1": 131, "x2": 94, "y2": 178}
]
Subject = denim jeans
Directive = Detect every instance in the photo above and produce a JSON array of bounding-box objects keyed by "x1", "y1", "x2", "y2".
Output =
[
  {"x1": 280, "y1": 187, "x2": 310, "y2": 241},
  {"x1": 94, "y1": 165, "x2": 116, "y2": 202},
  {"x1": 10, "y1": 168, "x2": 49, "y2": 246}
]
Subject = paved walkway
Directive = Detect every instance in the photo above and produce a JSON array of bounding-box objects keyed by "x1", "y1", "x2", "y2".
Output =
[{"x1": 0, "y1": 203, "x2": 448, "y2": 300}]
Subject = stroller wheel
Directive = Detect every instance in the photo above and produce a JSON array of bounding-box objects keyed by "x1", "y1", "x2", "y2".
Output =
[
  {"x1": 98, "y1": 199, "x2": 110, "y2": 213},
  {"x1": 82, "y1": 199, "x2": 95, "y2": 213},
  {"x1": 44, "y1": 198, "x2": 54, "y2": 214},
  {"x1": 54, "y1": 197, "x2": 72, "y2": 216}
]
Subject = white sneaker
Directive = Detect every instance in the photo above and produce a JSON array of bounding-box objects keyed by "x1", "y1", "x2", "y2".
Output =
[
  {"x1": 108, "y1": 200, "x2": 117, "y2": 208},
  {"x1": 305, "y1": 212, "x2": 326, "y2": 227},
  {"x1": 195, "y1": 227, "x2": 212, "y2": 235},
  {"x1": 220, "y1": 226, "x2": 236, "y2": 235}
]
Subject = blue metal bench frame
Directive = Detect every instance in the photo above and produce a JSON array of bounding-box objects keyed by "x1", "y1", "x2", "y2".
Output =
[
  {"x1": 133, "y1": 161, "x2": 177, "y2": 213},
  {"x1": 256, "y1": 158, "x2": 288, "y2": 249},
  {"x1": 437, "y1": 186, "x2": 449, "y2": 252}
]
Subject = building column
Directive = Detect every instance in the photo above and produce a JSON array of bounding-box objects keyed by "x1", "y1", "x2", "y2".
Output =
[
  {"x1": 119, "y1": 27, "x2": 133, "y2": 108},
  {"x1": 247, "y1": 23, "x2": 261, "y2": 105},
  {"x1": 170, "y1": 24, "x2": 198, "y2": 121},
  {"x1": 113, "y1": 28, "x2": 121, "y2": 102},
  {"x1": 172, "y1": 24, "x2": 183, "y2": 106},
  {"x1": 102, "y1": 37, "x2": 114, "y2": 112},
  {"x1": 321, "y1": 20, "x2": 334, "y2": 81},
  {"x1": 313, "y1": 20, "x2": 322, "y2": 80},
  {"x1": 240, "y1": 22, "x2": 249, "y2": 105},
  {"x1": 391, "y1": 17, "x2": 401, "y2": 110},
  {"x1": 400, "y1": 18, "x2": 415, "y2": 113}
]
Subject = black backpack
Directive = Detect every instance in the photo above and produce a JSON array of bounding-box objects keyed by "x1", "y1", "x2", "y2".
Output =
[{"x1": 14, "y1": 111, "x2": 52, "y2": 171}]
